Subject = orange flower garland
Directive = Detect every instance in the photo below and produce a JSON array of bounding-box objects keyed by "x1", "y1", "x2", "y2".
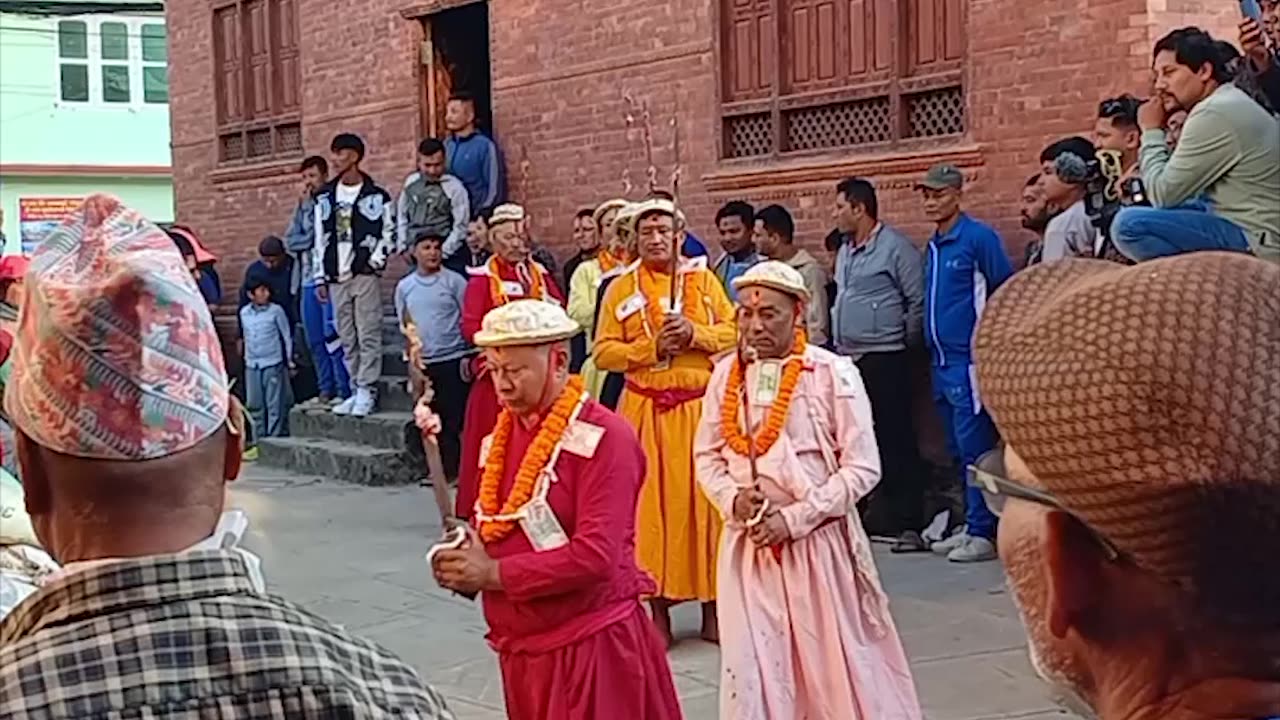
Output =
[
  {"x1": 597, "y1": 249, "x2": 621, "y2": 274},
  {"x1": 636, "y1": 264, "x2": 697, "y2": 334},
  {"x1": 720, "y1": 330, "x2": 807, "y2": 457},
  {"x1": 476, "y1": 375, "x2": 586, "y2": 544},
  {"x1": 486, "y1": 256, "x2": 546, "y2": 306}
]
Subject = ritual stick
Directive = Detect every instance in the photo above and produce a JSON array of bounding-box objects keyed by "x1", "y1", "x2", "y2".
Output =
[
  {"x1": 737, "y1": 335, "x2": 769, "y2": 528},
  {"x1": 401, "y1": 317, "x2": 455, "y2": 531}
]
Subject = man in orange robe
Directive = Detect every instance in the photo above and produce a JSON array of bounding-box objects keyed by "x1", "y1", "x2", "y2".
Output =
[
  {"x1": 430, "y1": 299, "x2": 682, "y2": 720},
  {"x1": 457, "y1": 203, "x2": 563, "y2": 519},
  {"x1": 593, "y1": 197, "x2": 737, "y2": 645}
]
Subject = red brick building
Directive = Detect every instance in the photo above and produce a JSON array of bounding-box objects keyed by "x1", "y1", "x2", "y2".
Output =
[{"x1": 166, "y1": 0, "x2": 1241, "y2": 293}]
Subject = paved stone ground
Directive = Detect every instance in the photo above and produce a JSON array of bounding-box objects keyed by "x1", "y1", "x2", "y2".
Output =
[{"x1": 232, "y1": 465, "x2": 1076, "y2": 720}]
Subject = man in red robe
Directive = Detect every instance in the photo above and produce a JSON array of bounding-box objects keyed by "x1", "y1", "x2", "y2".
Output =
[
  {"x1": 457, "y1": 203, "x2": 564, "y2": 518},
  {"x1": 431, "y1": 299, "x2": 682, "y2": 720}
]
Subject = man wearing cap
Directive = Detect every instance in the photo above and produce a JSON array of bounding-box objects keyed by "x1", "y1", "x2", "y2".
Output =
[
  {"x1": 917, "y1": 163, "x2": 1013, "y2": 563},
  {"x1": 594, "y1": 202, "x2": 641, "y2": 410},
  {"x1": 594, "y1": 197, "x2": 736, "y2": 645},
  {"x1": 0, "y1": 195, "x2": 455, "y2": 719},
  {"x1": 431, "y1": 299, "x2": 682, "y2": 720},
  {"x1": 972, "y1": 253, "x2": 1280, "y2": 720},
  {"x1": 567, "y1": 198, "x2": 630, "y2": 398},
  {"x1": 457, "y1": 203, "x2": 564, "y2": 520},
  {"x1": 694, "y1": 261, "x2": 922, "y2": 719}
]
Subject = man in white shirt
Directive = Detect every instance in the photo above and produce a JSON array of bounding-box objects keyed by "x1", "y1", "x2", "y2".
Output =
[{"x1": 1039, "y1": 136, "x2": 1099, "y2": 262}]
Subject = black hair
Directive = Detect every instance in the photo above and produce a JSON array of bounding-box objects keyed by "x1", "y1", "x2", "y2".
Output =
[
  {"x1": 258, "y1": 235, "x2": 285, "y2": 257},
  {"x1": 714, "y1": 200, "x2": 754, "y2": 227},
  {"x1": 417, "y1": 137, "x2": 445, "y2": 156},
  {"x1": 1025, "y1": 173, "x2": 1042, "y2": 188},
  {"x1": 1098, "y1": 95, "x2": 1142, "y2": 129},
  {"x1": 1153, "y1": 27, "x2": 1230, "y2": 84},
  {"x1": 574, "y1": 207, "x2": 595, "y2": 222},
  {"x1": 472, "y1": 206, "x2": 493, "y2": 224},
  {"x1": 330, "y1": 133, "x2": 366, "y2": 161},
  {"x1": 1039, "y1": 136, "x2": 1097, "y2": 165},
  {"x1": 300, "y1": 155, "x2": 328, "y2": 176},
  {"x1": 824, "y1": 229, "x2": 844, "y2": 253},
  {"x1": 167, "y1": 230, "x2": 194, "y2": 258},
  {"x1": 448, "y1": 91, "x2": 475, "y2": 106},
  {"x1": 245, "y1": 276, "x2": 272, "y2": 293},
  {"x1": 835, "y1": 177, "x2": 879, "y2": 220},
  {"x1": 413, "y1": 232, "x2": 445, "y2": 248},
  {"x1": 648, "y1": 189, "x2": 676, "y2": 201},
  {"x1": 1213, "y1": 40, "x2": 1242, "y2": 80},
  {"x1": 755, "y1": 204, "x2": 794, "y2": 242}
]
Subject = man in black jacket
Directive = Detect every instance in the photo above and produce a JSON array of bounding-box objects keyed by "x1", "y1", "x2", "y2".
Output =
[{"x1": 313, "y1": 133, "x2": 395, "y2": 418}]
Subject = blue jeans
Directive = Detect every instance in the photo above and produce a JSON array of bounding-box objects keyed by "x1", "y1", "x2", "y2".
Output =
[
  {"x1": 301, "y1": 284, "x2": 350, "y2": 398},
  {"x1": 931, "y1": 363, "x2": 999, "y2": 540},
  {"x1": 1111, "y1": 205, "x2": 1251, "y2": 262},
  {"x1": 246, "y1": 362, "x2": 290, "y2": 442}
]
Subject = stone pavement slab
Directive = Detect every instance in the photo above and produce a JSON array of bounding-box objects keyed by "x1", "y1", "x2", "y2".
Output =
[{"x1": 232, "y1": 466, "x2": 1074, "y2": 719}]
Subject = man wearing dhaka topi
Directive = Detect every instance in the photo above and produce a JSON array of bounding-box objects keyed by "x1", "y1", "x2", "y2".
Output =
[
  {"x1": 457, "y1": 203, "x2": 564, "y2": 520},
  {"x1": 694, "y1": 261, "x2": 923, "y2": 720},
  {"x1": 429, "y1": 299, "x2": 682, "y2": 720},
  {"x1": 593, "y1": 197, "x2": 737, "y2": 645}
]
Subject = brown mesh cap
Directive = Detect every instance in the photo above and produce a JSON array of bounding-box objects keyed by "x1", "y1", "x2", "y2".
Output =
[{"x1": 974, "y1": 253, "x2": 1280, "y2": 626}]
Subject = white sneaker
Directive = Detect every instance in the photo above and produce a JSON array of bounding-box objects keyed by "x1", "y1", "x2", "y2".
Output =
[
  {"x1": 948, "y1": 536, "x2": 998, "y2": 563},
  {"x1": 332, "y1": 395, "x2": 357, "y2": 416},
  {"x1": 350, "y1": 388, "x2": 376, "y2": 417},
  {"x1": 931, "y1": 530, "x2": 969, "y2": 556}
]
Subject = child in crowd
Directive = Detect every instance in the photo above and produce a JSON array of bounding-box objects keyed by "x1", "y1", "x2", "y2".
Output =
[{"x1": 239, "y1": 277, "x2": 295, "y2": 457}]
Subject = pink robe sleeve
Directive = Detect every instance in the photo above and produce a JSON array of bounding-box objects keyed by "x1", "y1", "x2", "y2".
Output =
[
  {"x1": 693, "y1": 359, "x2": 740, "y2": 523},
  {"x1": 779, "y1": 359, "x2": 883, "y2": 539},
  {"x1": 497, "y1": 425, "x2": 642, "y2": 602}
]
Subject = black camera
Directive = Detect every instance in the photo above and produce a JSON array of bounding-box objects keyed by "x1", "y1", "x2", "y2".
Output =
[{"x1": 1082, "y1": 149, "x2": 1148, "y2": 259}]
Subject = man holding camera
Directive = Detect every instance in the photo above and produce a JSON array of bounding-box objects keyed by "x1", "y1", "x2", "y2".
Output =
[{"x1": 1111, "y1": 27, "x2": 1280, "y2": 262}]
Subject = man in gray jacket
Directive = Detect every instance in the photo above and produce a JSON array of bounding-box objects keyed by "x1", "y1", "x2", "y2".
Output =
[{"x1": 831, "y1": 177, "x2": 929, "y2": 552}]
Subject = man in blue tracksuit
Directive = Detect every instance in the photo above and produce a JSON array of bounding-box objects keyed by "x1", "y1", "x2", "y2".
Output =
[{"x1": 917, "y1": 163, "x2": 1013, "y2": 563}]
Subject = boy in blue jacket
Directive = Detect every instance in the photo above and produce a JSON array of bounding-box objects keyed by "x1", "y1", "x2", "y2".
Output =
[{"x1": 917, "y1": 163, "x2": 1013, "y2": 563}]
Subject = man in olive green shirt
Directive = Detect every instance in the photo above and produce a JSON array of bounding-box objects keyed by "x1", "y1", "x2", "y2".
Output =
[{"x1": 1111, "y1": 27, "x2": 1280, "y2": 262}]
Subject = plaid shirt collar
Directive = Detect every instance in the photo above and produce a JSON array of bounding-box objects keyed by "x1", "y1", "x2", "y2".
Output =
[{"x1": 0, "y1": 551, "x2": 257, "y2": 644}]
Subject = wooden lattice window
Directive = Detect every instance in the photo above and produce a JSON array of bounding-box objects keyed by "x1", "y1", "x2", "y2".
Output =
[
  {"x1": 721, "y1": 0, "x2": 966, "y2": 159},
  {"x1": 213, "y1": 0, "x2": 301, "y2": 165}
]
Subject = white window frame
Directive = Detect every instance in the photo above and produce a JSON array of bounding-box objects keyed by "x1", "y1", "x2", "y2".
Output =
[{"x1": 53, "y1": 15, "x2": 168, "y2": 108}]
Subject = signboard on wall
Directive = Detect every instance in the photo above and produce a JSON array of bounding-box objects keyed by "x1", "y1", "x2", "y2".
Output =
[{"x1": 18, "y1": 197, "x2": 82, "y2": 255}]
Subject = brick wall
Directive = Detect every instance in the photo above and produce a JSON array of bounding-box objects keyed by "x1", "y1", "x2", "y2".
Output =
[{"x1": 166, "y1": 0, "x2": 1246, "y2": 298}]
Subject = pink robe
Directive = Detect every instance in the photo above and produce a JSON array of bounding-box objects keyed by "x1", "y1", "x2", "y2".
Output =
[
  {"x1": 694, "y1": 346, "x2": 923, "y2": 720},
  {"x1": 480, "y1": 400, "x2": 682, "y2": 720}
]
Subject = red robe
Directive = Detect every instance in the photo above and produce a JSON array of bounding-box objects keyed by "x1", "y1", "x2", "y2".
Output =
[
  {"x1": 480, "y1": 400, "x2": 682, "y2": 720},
  {"x1": 457, "y1": 258, "x2": 564, "y2": 518}
]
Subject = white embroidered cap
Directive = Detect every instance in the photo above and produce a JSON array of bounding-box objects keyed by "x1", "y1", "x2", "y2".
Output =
[
  {"x1": 613, "y1": 202, "x2": 641, "y2": 233},
  {"x1": 592, "y1": 198, "x2": 629, "y2": 228},
  {"x1": 473, "y1": 299, "x2": 581, "y2": 348},
  {"x1": 621, "y1": 198, "x2": 687, "y2": 235},
  {"x1": 489, "y1": 203, "x2": 526, "y2": 226},
  {"x1": 732, "y1": 260, "x2": 811, "y2": 303}
]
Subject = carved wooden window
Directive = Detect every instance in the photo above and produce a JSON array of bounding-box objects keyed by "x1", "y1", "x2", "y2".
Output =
[
  {"x1": 721, "y1": 0, "x2": 965, "y2": 159},
  {"x1": 212, "y1": 0, "x2": 302, "y2": 165}
]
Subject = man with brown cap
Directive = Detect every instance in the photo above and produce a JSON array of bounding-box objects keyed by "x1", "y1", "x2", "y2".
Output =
[
  {"x1": 972, "y1": 253, "x2": 1280, "y2": 720},
  {"x1": 0, "y1": 196, "x2": 454, "y2": 719}
]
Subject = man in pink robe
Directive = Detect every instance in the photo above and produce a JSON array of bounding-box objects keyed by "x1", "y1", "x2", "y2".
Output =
[
  {"x1": 694, "y1": 261, "x2": 923, "y2": 720},
  {"x1": 430, "y1": 299, "x2": 681, "y2": 720}
]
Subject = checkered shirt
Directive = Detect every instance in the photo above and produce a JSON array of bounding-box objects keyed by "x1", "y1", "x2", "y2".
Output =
[{"x1": 0, "y1": 552, "x2": 455, "y2": 719}]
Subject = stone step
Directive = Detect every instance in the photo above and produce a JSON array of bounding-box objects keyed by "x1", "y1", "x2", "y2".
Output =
[
  {"x1": 381, "y1": 346, "x2": 409, "y2": 377},
  {"x1": 289, "y1": 405, "x2": 420, "y2": 453},
  {"x1": 256, "y1": 435, "x2": 422, "y2": 486},
  {"x1": 375, "y1": 375, "x2": 416, "y2": 412}
]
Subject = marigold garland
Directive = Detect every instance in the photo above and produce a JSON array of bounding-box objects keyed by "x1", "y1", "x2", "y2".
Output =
[
  {"x1": 476, "y1": 375, "x2": 586, "y2": 544},
  {"x1": 636, "y1": 264, "x2": 697, "y2": 335},
  {"x1": 598, "y1": 250, "x2": 621, "y2": 274},
  {"x1": 721, "y1": 330, "x2": 807, "y2": 457},
  {"x1": 487, "y1": 256, "x2": 546, "y2": 306}
]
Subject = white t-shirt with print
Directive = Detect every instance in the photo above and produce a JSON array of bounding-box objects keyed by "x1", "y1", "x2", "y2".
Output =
[{"x1": 335, "y1": 182, "x2": 362, "y2": 281}]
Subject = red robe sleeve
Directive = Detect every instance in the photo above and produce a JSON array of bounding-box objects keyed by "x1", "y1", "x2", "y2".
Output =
[
  {"x1": 497, "y1": 420, "x2": 644, "y2": 601},
  {"x1": 461, "y1": 275, "x2": 491, "y2": 343}
]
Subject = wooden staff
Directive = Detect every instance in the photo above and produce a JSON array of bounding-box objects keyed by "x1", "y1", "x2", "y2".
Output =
[
  {"x1": 401, "y1": 317, "x2": 455, "y2": 530},
  {"x1": 667, "y1": 98, "x2": 682, "y2": 303}
]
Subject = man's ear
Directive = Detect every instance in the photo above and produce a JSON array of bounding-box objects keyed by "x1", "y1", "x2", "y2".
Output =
[
  {"x1": 222, "y1": 399, "x2": 245, "y2": 483},
  {"x1": 1042, "y1": 510, "x2": 1107, "y2": 640}
]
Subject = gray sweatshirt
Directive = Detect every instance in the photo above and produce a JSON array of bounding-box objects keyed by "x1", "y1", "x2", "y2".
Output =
[{"x1": 831, "y1": 223, "x2": 925, "y2": 358}]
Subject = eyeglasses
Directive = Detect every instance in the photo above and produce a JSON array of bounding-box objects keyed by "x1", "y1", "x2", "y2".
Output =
[{"x1": 966, "y1": 450, "x2": 1122, "y2": 561}]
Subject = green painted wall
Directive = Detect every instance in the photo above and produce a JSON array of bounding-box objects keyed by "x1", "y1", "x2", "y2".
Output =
[{"x1": 0, "y1": 176, "x2": 173, "y2": 254}]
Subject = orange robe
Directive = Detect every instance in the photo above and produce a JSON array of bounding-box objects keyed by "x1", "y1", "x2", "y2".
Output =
[
  {"x1": 592, "y1": 258, "x2": 736, "y2": 601},
  {"x1": 457, "y1": 257, "x2": 563, "y2": 518}
]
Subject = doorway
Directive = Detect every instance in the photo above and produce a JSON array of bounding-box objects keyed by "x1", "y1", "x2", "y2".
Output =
[{"x1": 420, "y1": 2, "x2": 492, "y2": 140}]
